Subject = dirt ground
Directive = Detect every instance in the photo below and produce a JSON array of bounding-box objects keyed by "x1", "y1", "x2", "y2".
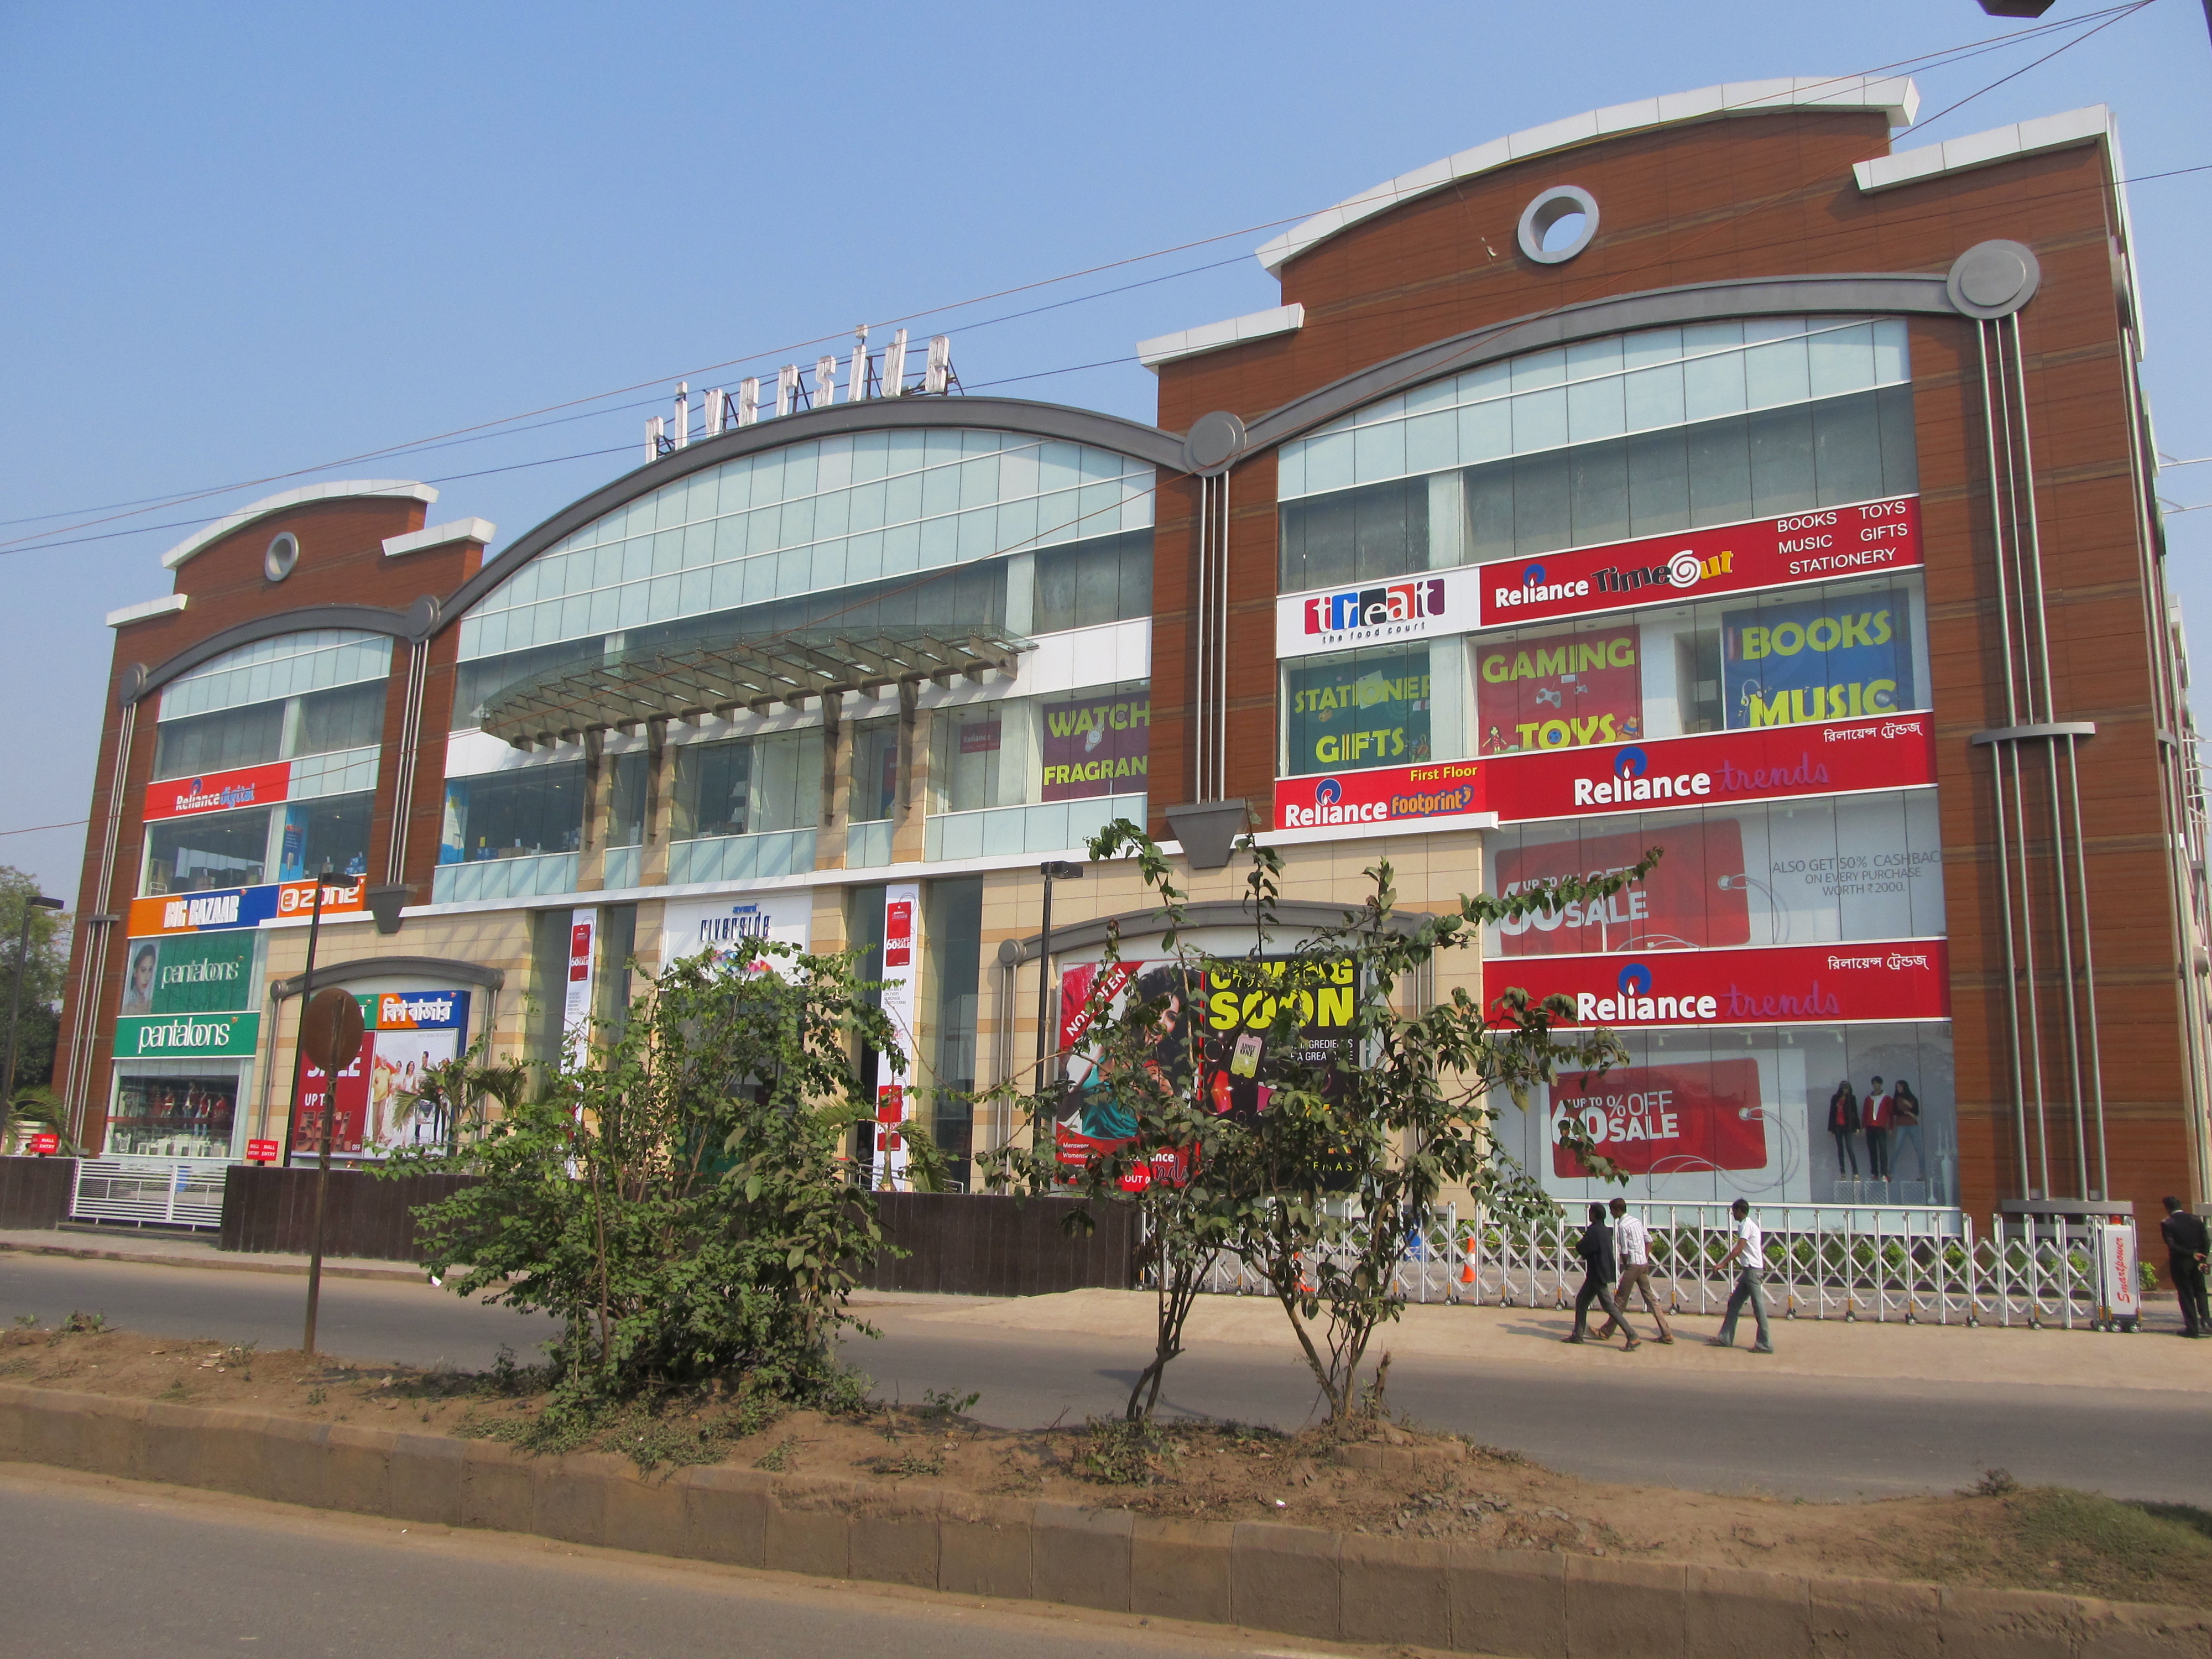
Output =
[{"x1": 6, "y1": 1318, "x2": 2208, "y2": 1610}]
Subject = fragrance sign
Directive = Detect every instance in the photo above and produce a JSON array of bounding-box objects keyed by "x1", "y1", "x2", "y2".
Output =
[{"x1": 1477, "y1": 497, "x2": 1922, "y2": 628}]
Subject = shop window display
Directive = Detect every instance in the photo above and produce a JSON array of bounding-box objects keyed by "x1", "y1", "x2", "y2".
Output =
[
  {"x1": 1490, "y1": 1020, "x2": 1955, "y2": 1206},
  {"x1": 440, "y1": 761, "x2": 587, "y2": 863},
  {"x1": 108, "y1": 1073, "x2": 238, "y2": 1159}
]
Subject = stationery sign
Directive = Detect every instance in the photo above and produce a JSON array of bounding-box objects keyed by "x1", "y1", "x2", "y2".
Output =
[
  {"x1": 1477, "y1": 496, "x2": 1922, "y2": 628},
  {"x1": 874, "y1": 883, "x2": 922, "y2": 1188},
  {"x1": 1487, "y1": 939, "x2": 1950, "y2": 1029}
]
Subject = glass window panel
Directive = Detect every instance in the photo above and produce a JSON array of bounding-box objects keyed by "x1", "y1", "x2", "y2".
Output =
[
  {"x1": 1404, "y1": 407, "x2": 1458, "y2": 475},
  {"x1": 1457, "y1": 398, "x2": 1512, "y2": 466},
  {"x1": 1277, "y1": 442, "x2": 1307, "y2": 500},
  {"x1": 295, "y1": 790, "x2": 374, "y2": 880},
  {"x1": 1512, "y1": 450, "x2": 1571, "y2": 555},
  {"x1": 815, "y1": 439, "x2": 852, "y2": 494},
  {"x1": 849, "y1": 718, "x2": 899, "y2": 823},
  {"x1": 883, "y1": 471, "x2": 924, "y2": 525},
  {"x1": 1807, "y1": 322, "x2": 1877, "y2": 400},
  {"x1": 1353, "y1": 419, "x2": 1407, "y2": 486},
  {"x1": 1302, "y1": 430, "x2": 1355, "y2": 495},
  {"x1": 1682, "y1": 342, "x2": 1747, "y2": 424},
  {"x1": 849, "y1": 432, "x2": 889, "y2": 482},
  {"x1": 1567, "y1": 374, "x2": 1626, "y2": 444},
  {"x1": 153, "y1": 703, "x2": 284, "y2": 779},
  {"x1": 881, "y1": 519, "x2": 921, "y2": 573},
  {"x1": 1510, "y1": 347, "x2": 1566, "y2": 392},
  {"x1": 1564, "y1": 337, "x2": 1623, "y2": 381},
  {"x1": 1872, "y1": 319, "x2": 1910, "y2": 385},
  {"x1": 293, "y1": 681, "x2": 384, "y2": 758},
  {"x1": 1748, "y1": 403, "x2": 1818, "y2": 517},
  {"x1": 780, "y1": 445, "x2": 818, "y2": 499},
  {"x1": 1686, "y1": 413, "x2": 1753, "y2": 526},
  {"x1": 1464, "y1": 457, "x2": 1516, "y2": 564},
  {"x1": 1743, "y1": 336, "x2": 1812, "y2": 410},
  {"x1": 1510, "y1": 386, "x2": 1568, "y2": 454},
  {"x1": 958, "y1": 455, "x2": 1000, "y2": 508},
  {"x1": 143, "y1": 806, "x2": 270, "y2": 894},
  {"x1": 1625, "y1": 427, "x2": 1691, "y2": 538},
  {"x1": 1623, "y1": 363, "x2": 1686, "y2": 432},
  {"x1": 679, "y1": 524, "x2": 714, "y2": 568},
  {"x1": 1622, "y1": 326, "x2": 1682, "y2": 369},
  {"x1": 745, "y1": 508, "x2": 781, "y2": 556},
  {"x1": 1568, "y1": 437, "x2": 1630, "y2": 547},
  {"x1": 674, "y1": 742, "x2": 750, "y2": 840},
  {"x1": 920, "y1": 465, "x2": 961, "y2": 519},
  {"x1": 1877, "y1": 384, "x2": 1920, "y2": 494},
  {"x1": 998, "y1": 444, "x2": 1039, "y2": 499},
  {"x1": 956, "y1": 508, "x2": 997, "y2": 560},
  {"x1": 918, "y1": 514, "x2": 958, "y2": 567},
  {"x1": 1812, "y1": 391, "x2": 1885, "y2": 505}
]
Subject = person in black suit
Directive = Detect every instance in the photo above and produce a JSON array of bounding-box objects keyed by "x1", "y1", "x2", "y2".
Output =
[
  {"x1": 2159, "y1": 1196, "x2": 2210, "y2": 1338},
  {"x1": 1827, "y1": 1079, "x2": 1860, "y2": 1176},
  {"x1": 1564, "y1": 1202, "x2": 1639, "y2": 1349}
]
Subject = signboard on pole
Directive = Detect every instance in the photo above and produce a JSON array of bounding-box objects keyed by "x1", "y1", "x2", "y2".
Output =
[
  {"x1": 562, "y1": 909, "x2": 597, "y2": 1062},
  {"x1": 875, "y1": 882, "x2": 921, "y2": 1188}
]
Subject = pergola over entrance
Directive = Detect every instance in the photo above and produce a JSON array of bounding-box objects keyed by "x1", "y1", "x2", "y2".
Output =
[{"x1": 481, "y1": 627, "x2": 1031, "y2": 749}]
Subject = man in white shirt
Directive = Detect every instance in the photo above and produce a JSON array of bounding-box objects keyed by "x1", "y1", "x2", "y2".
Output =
[
  {"x1": 1708, "y1": 1197, "x2": 1774, "y2": 1353},
  {"x1": 1597, "y1": 1196, "x2": 1673, "y2": 1343}
]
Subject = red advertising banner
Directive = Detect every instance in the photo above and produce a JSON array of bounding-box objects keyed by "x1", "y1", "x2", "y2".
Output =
[
  {"x1": 295, "y1": 1047, "x2": 372, "y2": 1157},
  {"x1": 1478, "y1": 495, "x2": 1921, "y2": 628},
  {"x1": 1548, "y1": 1060, "x2": 1767, "y2": 1177},
  {"x1": 1040, "y1": 689, "x2": 1151, "y2": 802},
  {"x1": 1274, "y1": 760, "x2": 1485, "y2": 831},
  {"x1": 1488, "y1": 938, "x2": 1949, "y2": 1029},
  {"x1": 1483, "y1": 712, "x2": 1934, "y2": 824},
  {"x1": 143, "y1": 760, "x2": 293, "y2": 821},
  {"x1": 1494, "y1": 819, "x2": 1749, "y2": 957},
  {"x1": 1475, "y1": 624, "x2": 1644, "y2": 755}
]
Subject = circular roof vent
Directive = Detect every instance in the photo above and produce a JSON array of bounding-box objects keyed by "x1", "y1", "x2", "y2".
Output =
[
  {"x1": 264, "y1": 531, "x2": 300, "y2": 583},
  {"x1": 1517, "y1": 186, "x2": 1599, "y2": 265}
]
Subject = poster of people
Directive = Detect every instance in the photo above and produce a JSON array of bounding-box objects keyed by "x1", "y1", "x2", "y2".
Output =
[
  {"x1": 118, "y1": 932, "x2": 254, "y2": 1018},
  {"x1": 1477, "y1": 624, "x2": 1644, "y2": 755},
  {"x1": 1493, "y1": 820, "x2": 1750, "y2": 956},
  {"x1": 1723, "y1": 594, "x2": 1915, "y2": 729},
  {"x1": 291, "y1": 988, "x2": 471, "y2": 1160},
  {"x1": 1053, "y1": 955, "x2": 1359, "y2": 1187}
]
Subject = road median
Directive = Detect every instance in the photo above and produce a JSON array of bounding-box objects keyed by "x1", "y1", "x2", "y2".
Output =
[{"x1": 2, "y1": 1380, "x2": 2201, "y2": 1657}]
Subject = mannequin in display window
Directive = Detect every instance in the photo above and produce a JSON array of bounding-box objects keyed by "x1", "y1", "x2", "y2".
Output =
[
  {"x1": 1891, "y1": 1079, "x2": 1924, "y2": 1181},
  {"x1": 1861, "y1": 1075, "x2": 1894, "y2": 1180},
  {"x1": 1827, "y1": 1078, "x2": 1860, "y2": 1176}
]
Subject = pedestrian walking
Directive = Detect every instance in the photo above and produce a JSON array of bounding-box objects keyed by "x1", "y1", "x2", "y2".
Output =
[
  {"x1": 1597, "y1": 1195, "x2": 1673, "y2": 1343},
  {"x1": 1707, "y1": 1198, "x2": 1773, "y2": 1353},
  {"x1": 2159, "y1": 1196, "x2": 2210, "y2": 1339},
  {"x1": 1564, "y1": 1201, "x2": 1639, "y2": 1349},
  {"x1": 1861, "y1": 1076, "x2": 1893, "y2": 1180},
  {"x1": 1827, "y1": 1078, "x2": 1860, "y2": 1176}
]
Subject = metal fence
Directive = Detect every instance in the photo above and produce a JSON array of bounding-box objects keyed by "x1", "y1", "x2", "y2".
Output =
[
  {"x1": 1194, "y1": 1202, "x2": 2132, "y2": 1330},
  {"x1": 71, "y1": 1157, "x2": 227, "y2": 1229}
]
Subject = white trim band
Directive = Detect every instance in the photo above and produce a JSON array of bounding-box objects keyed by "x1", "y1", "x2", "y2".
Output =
[{"x1": 384, "y1": 517, "x2": 497, "y2": 559}]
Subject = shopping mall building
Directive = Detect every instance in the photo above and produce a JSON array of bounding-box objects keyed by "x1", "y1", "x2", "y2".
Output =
[{"x1": 52, "y1": 76, "x2": 2210, "y2": 1232}]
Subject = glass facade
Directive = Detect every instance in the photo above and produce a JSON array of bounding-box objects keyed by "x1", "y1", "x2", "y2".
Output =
[
  {"x1": 441, "y1": 763, "x2": 587, "y2": 864},
  {"x1": 1279, "y1": 318, "x2": 1913, "y2": 593},
  {"x1": 672, "y1": 729, "x2": 822, "y2": 841}
]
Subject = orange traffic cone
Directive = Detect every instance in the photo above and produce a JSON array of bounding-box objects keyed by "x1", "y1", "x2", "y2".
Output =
[{"x1": 1459, "y1": 1235, "x2": 1477, "y2": 1287}]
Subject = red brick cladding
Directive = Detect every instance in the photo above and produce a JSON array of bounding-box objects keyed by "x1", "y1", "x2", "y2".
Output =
[{"x1": 1149, "y1": 107, "x2": 2175, "y2": 1224}]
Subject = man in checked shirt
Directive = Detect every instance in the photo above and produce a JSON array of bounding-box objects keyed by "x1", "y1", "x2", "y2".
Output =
[{"x1": 1597, "y1": 1195, "x2": 1674, "y2": 1345}]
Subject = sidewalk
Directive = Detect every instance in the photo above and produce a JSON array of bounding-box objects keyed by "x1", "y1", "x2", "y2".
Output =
[
  {"x1": 0, "y1": 1228, "x2": 427, "y2": 1284},
  {"x1": 883, "y1": 1286, "x2": 2212, "y2": 1395}
]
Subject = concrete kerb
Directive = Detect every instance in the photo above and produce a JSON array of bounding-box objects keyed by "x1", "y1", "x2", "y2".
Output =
[{"x1": 0, "y1": 1383, "x2": 2202, "y2": 1659}]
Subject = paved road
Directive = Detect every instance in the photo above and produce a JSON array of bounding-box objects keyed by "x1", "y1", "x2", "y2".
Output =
[
  {"x1": 6, "y1": 1252, "x2": 2205, "y2": 1503},
  {"x1": 0, "y1": 1464, "x2": 1246, "y2": 1659},
  {"x1": 847, "y1": 1310, "x2": 2212, "y2": 1504},
  {"x1": 0, "y1": 1250, "x2": 556, "y2": 1369}
]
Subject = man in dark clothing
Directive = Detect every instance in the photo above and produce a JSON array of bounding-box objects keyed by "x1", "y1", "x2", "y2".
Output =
[
  {"x1": 2159, "y1": 1196, "x2": 2210, "y2": 1338},
  {"x1": 1565, "y1": 1202, "x2": 1639, "y2": 1349},
  {"x1": 1827, "y1": 1079, "x2": 1860, "y2": 1176}
]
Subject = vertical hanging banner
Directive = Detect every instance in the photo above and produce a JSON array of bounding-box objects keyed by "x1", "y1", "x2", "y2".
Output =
[
  {"x1": 875, "y1": 883, "x2": 922, "y2": 1188},
  {"x1": 562, "y1": 909, "x2": 597, "y2": 1063}
]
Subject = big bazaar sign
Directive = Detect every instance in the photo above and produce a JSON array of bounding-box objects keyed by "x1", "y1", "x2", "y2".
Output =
[
  {"x1": 1491, "y1": 941, "x2": 1950, "y2": 1029},
  {"x1": 127, "y1": 877, "x2": 366, "y2": 937},
  {"x1": 1275, "y1": 714, "x2": 1933, "y2": 830}
]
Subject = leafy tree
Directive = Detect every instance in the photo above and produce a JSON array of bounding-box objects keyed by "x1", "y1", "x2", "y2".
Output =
[
  {"x1": 0, "y1": 865, "x2": 69, "y2": 1092},
  {"x1": 986, "y1": 824, "x2": 1641, "y2": 1425},
  {"x1": 395, "y1": 938, "x2": 899, "y2": 1419}
]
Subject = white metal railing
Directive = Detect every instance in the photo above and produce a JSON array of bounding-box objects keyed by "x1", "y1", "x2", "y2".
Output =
[
  {"x1": 1192, "y1": 1202, "x2": 2124, "y2": 1329},
  {"x1": 71, "y1": 1157, "x2": 227, "y2": 1229}
]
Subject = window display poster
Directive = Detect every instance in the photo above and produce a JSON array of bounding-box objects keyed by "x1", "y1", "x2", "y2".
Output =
[
  {"x1": 1493, "y1": 820, "x2": 1750, "y2": 957},
  {"x1": 1477, "y1": 625, "x2": 1643, "y2": 755},
  {"x1": 291, "y1": 989, "x2": 472, "y2": 1159},
  {"x1": 874, "y1": 883, "x2": 921, "y2": 1188},
  {"x1": 1723, "y1": 595, "x2": 1914, "y2": 730},
  {"x1": 1040, "y1": 689, "x2": 1151, "y2": 801},
  {"x1": 1547, "y1": 1060, "x2": 1767, "y2": 1178},
  {"x1": 1054, "y1": 956, "x2": 1359, "y2": 1187},
  {"x1": 364, "y1": 1027, "x2": 463, "y2": 1152},
  {"x1": 118, "y1": 932, "x2": 255, "y2": 1019},
  {"x1": 109, "y1": 1073, "x2": 238, "y2": 1159},
  {"x1": 1282, "y1": 649, "x2": 1432, "y2": 774}
]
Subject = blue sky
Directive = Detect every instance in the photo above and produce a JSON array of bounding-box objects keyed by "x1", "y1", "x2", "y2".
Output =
[{"x1": 2, "y1": 1, "x2": 2207, "y2": 898}]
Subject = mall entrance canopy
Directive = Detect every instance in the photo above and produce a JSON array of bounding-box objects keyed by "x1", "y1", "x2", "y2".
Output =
[{"x1": 482, "y1": 627, "x2": 1031, "y2": 750}]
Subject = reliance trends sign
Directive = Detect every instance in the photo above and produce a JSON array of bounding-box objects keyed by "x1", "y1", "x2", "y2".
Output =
[
  {"x1": 1489, "y1": 940, "x2": 1950, "y2": 1030},
  {"x1": 1477, "y1": 497, "x2": 1922, "y2": 628},
  {"x1": 1275, "y1": 573, "x2": 1481, "y2": 658}
]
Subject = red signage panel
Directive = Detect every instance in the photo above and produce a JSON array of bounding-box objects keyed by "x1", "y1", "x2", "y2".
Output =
[
  {"x1": 1272, "y1": 760, "x2": 1485, "y2": 831},
  {"x1": 1494, "y1": 819, "x2": 1750, "y2": 956},
  {"x1": 1548, "y1": 1060, "x2": 1767, "y2": 1177},
  {"x1": 1488, "y1": 939, "x2": 1949, "y2": 1029},
  {"x1": 1483, "y1": 713, "x2": 1933, "y2": 824},
  {"x1": 246, "y1": 1138, "x2": 280, "y2": 1164},
  {"x1": 28, "y1": 1133, "x2": 60, "y2": 1156},
  {"x1": 1477, "y1": 496, "x2": 1922, "y2": 628},
  {"x1": 143, "y1": 761, "x2": 293, "y2": 821}
]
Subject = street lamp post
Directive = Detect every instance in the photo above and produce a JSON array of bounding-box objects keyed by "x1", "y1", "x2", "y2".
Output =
[
  {"x1": 1, "y1": 894, "x2": 65, "y2": 1126},
  {"x1": 1034, "y1": 860, "x2": 1083, "y2": 1084}
]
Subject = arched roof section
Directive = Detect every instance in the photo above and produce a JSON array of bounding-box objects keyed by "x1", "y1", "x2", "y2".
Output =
[
  {"x1": 121, "y1": 603, "x2": 431, "y2": 707},
  {"x1": 1255, "y1": 76, "x2": 1918, "y2": 274},
  {"x1": 160, "y1": 481, "x2": 439, "y2": 570},
  {"x1": 443, "y1": 397, "x2": 1186, "y2": 624}
]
